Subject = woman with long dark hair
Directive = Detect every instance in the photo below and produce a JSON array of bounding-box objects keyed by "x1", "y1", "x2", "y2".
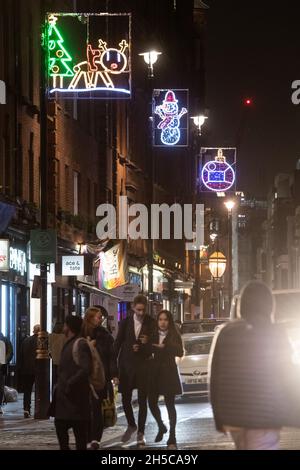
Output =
[{"x1": 148, "y1": 310, "x2": 184, "y2": 450}]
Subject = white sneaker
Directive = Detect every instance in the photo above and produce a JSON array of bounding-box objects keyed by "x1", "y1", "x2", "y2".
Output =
[
  {"x1": 90, "y1": 440, "x2": 100, "y2": 450},
  {"x1": 137, "y1": 432, "x2": 146, "y2": 448}
]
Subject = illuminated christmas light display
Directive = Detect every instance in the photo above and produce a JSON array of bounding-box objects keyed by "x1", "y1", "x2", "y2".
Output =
[
  {"x1": 48, "y1": 15, "x2": 74, "y2": 89},
  {"x1": 153, "y1": 89, "x2": 189, "y2": 147},
  {"x1": 68, "y1": 40, "x2": 129, "y2": 91},
  {"x1": 200, "y1": 148, "x2": 236, "y2": 192},
  {"x1": 46, "y1": 13, "x2": 131, "y2": 99}
]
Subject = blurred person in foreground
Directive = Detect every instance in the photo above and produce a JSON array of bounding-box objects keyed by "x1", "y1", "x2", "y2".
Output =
[{"x1": 209, "y1": 280, "x2": 299, "y2": 450}]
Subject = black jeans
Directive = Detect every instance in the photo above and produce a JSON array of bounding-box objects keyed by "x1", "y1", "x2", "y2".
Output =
[
  {"x1": 22, "y1": 374, "x2": 35, "y2": 413},
  {"x1": 52, "y1": 365, "x2": 58, "y2": 390},
  {"x1": 122, "y1": 387, "x2": 148, "y2": 433},
  {"x1": 89, "y1": 393, "x2": 104, "y2": 443},
  {"x1": 149, "y1": 393, "x2": 177, "y2": 442},
  {"x1": 55, "y1": 419, "x2": 88, "y2": 450}
]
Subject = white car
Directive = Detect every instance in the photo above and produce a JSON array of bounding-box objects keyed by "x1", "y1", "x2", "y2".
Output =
[{"x1": 178, "y1": 332, "x2": 214, "y2": 396}]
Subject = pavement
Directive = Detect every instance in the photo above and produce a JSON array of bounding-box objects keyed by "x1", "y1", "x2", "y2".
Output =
[{"x1": 1, "y1": 394, "x2": 300, "y2": 450}]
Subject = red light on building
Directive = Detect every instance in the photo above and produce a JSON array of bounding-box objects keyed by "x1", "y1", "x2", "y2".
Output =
[{"x1": 244, "y1": 98, "x2": 253, "y2": 106}]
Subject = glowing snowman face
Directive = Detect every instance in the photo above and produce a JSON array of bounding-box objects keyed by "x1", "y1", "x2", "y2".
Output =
[
  {"x1": 100, "y1": 48, "x2": 127, "y2": 74},
  {"x1": 164, "y1": 101, "x2": 178, "y2": 114}
]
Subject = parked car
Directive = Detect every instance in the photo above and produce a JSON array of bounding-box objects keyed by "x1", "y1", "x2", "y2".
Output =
[
  {"x1": 181, "y1": 319, "x2": 227, "y2": 335},
  {"x1": 178, "y1": 332, "x2": 215, "y2": 396}
]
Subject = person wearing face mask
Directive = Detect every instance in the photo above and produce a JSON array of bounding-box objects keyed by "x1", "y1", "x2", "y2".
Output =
[
  {"x1": 81, "y1": 306, "x2": 118, "y2": 450},
  {"x1": 114, "y1": 294, "x2": 155, "y2": 447},
  {"x1": 147, "y1": 310, "x2": 184, "y2": 450}
]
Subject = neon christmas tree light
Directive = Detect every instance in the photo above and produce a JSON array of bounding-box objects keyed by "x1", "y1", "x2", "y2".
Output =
[{"x1": 48, "y1": 14, "x2": 74, "y2": 89}]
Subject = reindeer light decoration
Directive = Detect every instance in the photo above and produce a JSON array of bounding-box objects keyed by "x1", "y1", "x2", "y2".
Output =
[{"x1": 68, "y1": 39, "x2": 129, "y2": 91}]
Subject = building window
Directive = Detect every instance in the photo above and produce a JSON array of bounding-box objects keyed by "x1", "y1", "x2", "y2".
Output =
[
  {"x1": 29, "y1": 132, "x2": 34, "y2": 202},
  {"x1": 87, "y1": 178, "x2": 91, "y2": 218},
  {"x1": 73, "y1": 171, "x2": 79, "y2": 215},
  {"x1": 64, "y1": 165, "x2": 70, "y2": 210}
]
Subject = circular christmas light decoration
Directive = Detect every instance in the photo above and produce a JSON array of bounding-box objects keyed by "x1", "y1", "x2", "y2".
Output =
[
  {"x1": 201, "y1": 148, "x2": 235, "y2": 192},
  {"x1": 56, "y1": 49, "x2": 64, "y2": 58},
  {"x1": 52, "y1": 65, "x2": 59, "y2": 73}
]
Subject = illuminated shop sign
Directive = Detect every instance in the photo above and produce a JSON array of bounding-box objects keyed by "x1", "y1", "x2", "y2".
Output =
[
  {"x1": 0, "y1": 240, "x2": 9, "y2": 271},
  {"x1": 10, "y1": 248, "x2": 27, "y2": 276}
]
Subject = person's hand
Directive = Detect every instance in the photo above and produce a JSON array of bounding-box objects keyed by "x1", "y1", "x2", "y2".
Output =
[
  {"x1": 139, "y1": 335, "x2": 148, "y2": 344},
  {"x1": 112, "y1": 377, "x2": 119, "y2": 386},
  {"x1": 133, "y1": 344, "x2": 140, "y2": 352},
  {"x1": 152, "y1": 344, "x2": 165, "y2": 349}
]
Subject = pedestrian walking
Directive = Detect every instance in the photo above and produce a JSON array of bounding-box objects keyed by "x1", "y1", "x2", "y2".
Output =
[
  {"x1": 114, "y1": 294, "x2": 155, "y2": 447},
  {"x1": 81, "y1": 306, "x2": 118, "y2": 450},
  {"x1": 209, "y1": 280, "x2": 297, "y2": 450},
  {"x1": 53, "y1": 315, "x2": 92, "y2": 450},
  {"x1": 147, "y1": 310, "x2": 184, "y2": 450},
  {"x1": 49, "y1": 322, "x2": 65, "y2": 389},
  {"x1": 0, "y1": 332, "x2": 13, "y2": 415},
  {"x1": 19, "y1": 325, "x2": 40, "y2": 418}
]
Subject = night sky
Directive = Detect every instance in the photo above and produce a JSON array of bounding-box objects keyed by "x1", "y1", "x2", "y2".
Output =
[{"x1": 205, "y1": 0, "x2": 300, "y2": 197}]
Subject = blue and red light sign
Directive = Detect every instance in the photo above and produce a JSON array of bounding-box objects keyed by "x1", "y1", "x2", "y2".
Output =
[{"x1": 200, "y1": 148, "x2": 236, "y2": 192}]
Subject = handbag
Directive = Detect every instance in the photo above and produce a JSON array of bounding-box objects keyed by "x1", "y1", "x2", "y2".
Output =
[
  {"x1": 102, "y1": 385, "x2": 118, "y2": 428},
  {"x1": 4, "y1": 386, "x2": 18, "y2": 403}
]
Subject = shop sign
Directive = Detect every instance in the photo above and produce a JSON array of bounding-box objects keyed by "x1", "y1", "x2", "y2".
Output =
[
  {"x1": 62, "y1": 256, "x2": 85, "y2": 276},
  {"x1": 0, "y1": 240, "x2": 9, "y2": 271},
  {"x1": 30, "y1": 229, "x2": 57, "y2": 264},
  {"x1": 10, "y1": 247, "x2": 27, "y2": 276},
  {"x1": 98, "y1": 242, "x2": 127, "y2": 290}
]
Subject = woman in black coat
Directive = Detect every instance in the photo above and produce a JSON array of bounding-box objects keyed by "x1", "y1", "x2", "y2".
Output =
[{"x1": 148, "y1": 310, "x2": 184, "y2": 450}]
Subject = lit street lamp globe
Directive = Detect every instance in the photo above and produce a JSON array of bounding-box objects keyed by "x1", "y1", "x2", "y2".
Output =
[{"x1": 209, "y1": 251, "x2": 227, "y2": 279}]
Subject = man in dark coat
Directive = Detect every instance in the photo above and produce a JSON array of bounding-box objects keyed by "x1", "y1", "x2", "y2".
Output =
[
  {"x1": 114, "y1": 294, "x2": 155, "y2": 446},
  {"x1": 53, "y1": 315, "x2": 92, "y2": 450},
  {"x1": 19, "y1": 324, "x2": 40, "y2": 418}
]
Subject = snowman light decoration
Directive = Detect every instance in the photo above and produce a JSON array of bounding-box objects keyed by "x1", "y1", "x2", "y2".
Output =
[{"x1": 155, "y1": 90, "x2": 187, "y2": 146}]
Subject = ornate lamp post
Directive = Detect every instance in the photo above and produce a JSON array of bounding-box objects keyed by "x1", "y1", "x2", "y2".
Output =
[
  {"x1": 224, "y1": 200, "x2": 235, "y2": 312},
  {"x1": 209, "y1": 251, "x2": 227, "y2": 318},
  {"x1": 139, "y1": 49, "x2": 161, "y2": 315}
]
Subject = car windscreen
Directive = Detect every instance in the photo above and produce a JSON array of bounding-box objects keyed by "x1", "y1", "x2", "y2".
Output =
[
  {"x1": 183, "y1": 336, "x2": 213, "y2": 356},
  {"x1": 181, "y1": 324, "x2": 203, "y2": 334}
]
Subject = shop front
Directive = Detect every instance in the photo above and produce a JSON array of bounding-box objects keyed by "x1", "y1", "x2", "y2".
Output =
[{"x1": 0, "y1": 240, "x2": 29, "y2": 387}]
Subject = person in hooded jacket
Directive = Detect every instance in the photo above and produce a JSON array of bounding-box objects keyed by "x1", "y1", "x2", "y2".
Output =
[{"x1": 209, "y1": 280, "x2": 298, "y2": 450}]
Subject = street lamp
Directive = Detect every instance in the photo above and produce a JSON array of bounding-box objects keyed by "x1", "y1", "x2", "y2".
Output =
[
  {"x1": 209, "y1": 251, "x2": 227, "y2": 279},
  {"x1": 139, "y1": 50, "x2": 162, "y2": 79},
  {"x1": 140, "y1": 50, "x2": 161, "y2": 315},
  {"x1": 224, "y1": 199, "x2": 235, "y2": 313},
  {"x1": 209, "y1": 251, "x2": 227, "y2": 318},
  {"x1": 191, "y1": 114, "x2": 208, "y2": 136},
  {"x1": 191, "y1": 114, "x2": 208, "y2": 316}
]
